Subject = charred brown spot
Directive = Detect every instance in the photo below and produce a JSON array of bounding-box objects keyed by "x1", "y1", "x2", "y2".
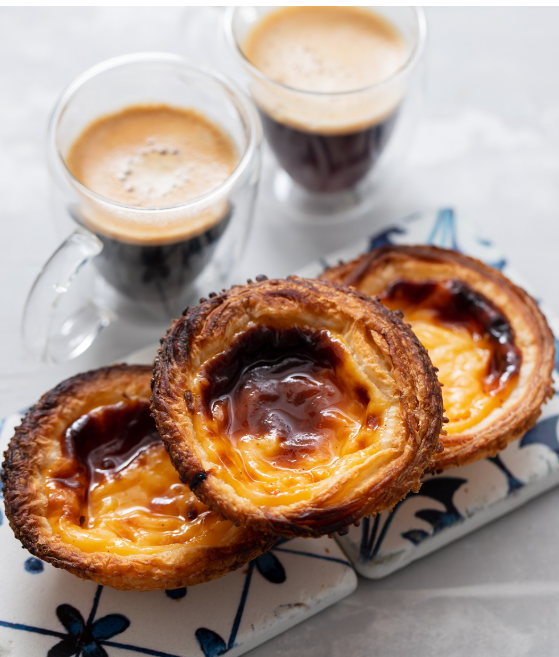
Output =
[
  {"x1": 189, "y1": 471, "x2": 207, "y2": 490},
  {"x1": 354, "y1": 386, "x2": 370, "y2": 407},
  {"x1": 264, "y1": 288, "x2": 308, "y2": 304},
  {"x1": 184, "y1": 390, "x2": 195, "y2": 413}
]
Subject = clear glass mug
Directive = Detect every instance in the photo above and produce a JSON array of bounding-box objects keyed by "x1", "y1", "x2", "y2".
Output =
[
  {"x1": 224, "y1": 7, "x2": 426, "y2": 219},
  {"x1": 22, "y1": 53, "x2": 262, "y2": 364}
]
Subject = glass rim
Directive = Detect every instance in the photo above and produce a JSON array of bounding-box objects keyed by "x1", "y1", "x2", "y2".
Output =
[
  {"x1": 223, "y1": 6, "x2": 427, "y2": 99},
  {"x1": 47, "y1": 52, "x2": 262, "y2": 214}
]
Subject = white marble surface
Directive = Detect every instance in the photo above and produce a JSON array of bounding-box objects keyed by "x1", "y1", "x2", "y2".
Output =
[{"x1": 2, "y1": 7, "x2": 559, "y2": 656}]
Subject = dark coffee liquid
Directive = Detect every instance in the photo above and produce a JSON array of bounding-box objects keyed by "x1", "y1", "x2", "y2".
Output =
[
  {"x1": 260, "y1": 109, "x2": 399, "y2": 193},
  {"x1": 91, "y1": 210, "x2": 230, "y2": 306},
  {"x1": 380, "y1": 279, "x2": 521, "y2": 393},
  {"x1": 66, "y1": 105, "x2": 238, "y2": 308},
  {"x1": 242, "y1": 7, "x2": 407, "y2": 193}
]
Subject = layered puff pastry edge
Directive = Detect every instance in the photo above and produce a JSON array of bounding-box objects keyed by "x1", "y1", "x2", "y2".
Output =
[
  {"x1": 151, "y1": 276, "x2": 444, "y2": 538},
  {"x1": 2, "y1": 365, "x2": 274, "y2": 590},
  {"x1": 321, "y1": 245, "x2": 555, "y2": 470}
]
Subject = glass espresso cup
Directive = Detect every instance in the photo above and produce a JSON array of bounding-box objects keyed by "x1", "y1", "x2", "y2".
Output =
[
  {"x1": 224, "y1": 7, "x2": 426, "y2": 215},
  {"x1": 22, "y1": 53, "x2": 261, "y2": 363}
]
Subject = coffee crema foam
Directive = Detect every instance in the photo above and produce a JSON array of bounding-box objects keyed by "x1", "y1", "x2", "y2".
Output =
[
  {"x1": 241, "y1": 7, "x2": 409, "y2": 135},
  {"x1": 65, "y1": 105, "x2": 238, "y2": 245}
]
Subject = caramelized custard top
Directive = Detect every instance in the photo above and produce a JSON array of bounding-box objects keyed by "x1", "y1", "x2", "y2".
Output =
[
  {"x1": 379, "y1": 279, "x2": 521, "y2": 433},
  {"x1": 44, "y1": 400, "x2": 238, "y2": 555},
  {"x1": 198, "y1": 325, "x2": 390, "y2": 506}
]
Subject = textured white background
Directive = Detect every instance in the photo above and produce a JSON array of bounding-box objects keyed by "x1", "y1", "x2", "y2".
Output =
[{"x1": 2, "y1": 8, "x2": 559, "y2": 656}]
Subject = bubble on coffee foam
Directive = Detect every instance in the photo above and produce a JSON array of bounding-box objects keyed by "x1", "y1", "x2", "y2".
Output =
[
  {"x1": 243, "y1": 6, "x2": 409, "y2": 135},
  {"x1": 110, "y1": 141, "x2": 207, "y2": 206},
  {"x1": 244, "y1": 7, "x2": 407, "y2": 92},
  {"x1": 66, "y1": 106, "x2": 239, "y2": 241}
]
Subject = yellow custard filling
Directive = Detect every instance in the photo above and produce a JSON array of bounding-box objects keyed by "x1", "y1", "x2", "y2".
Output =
[
  {"x1": 44, "y1": 401, "x2": 238, "y2": 556},
  {"x1": 197, "y1": 325, "x2": 400, "y2": 507},
  {"x1": 380, "y1": 279, "x2": 521, "y2": 435},
  {"x1": 405, "y1": 309, "x2": 513, "y2": 434}
]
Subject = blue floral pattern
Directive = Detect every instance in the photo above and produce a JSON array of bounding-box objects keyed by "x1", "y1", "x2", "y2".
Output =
[
  {"x1": 49, "y1": 598, "x2": 129, "y2": 657},
  {"x1": 194, "y1": 539, "x2": 344, "y2": 657},
  {"x1": 0, "y1": 530, "x2": 353, "y2": 657},
  {"x1": 24, "y1": 557, "x2": 44, "y2": 574}
]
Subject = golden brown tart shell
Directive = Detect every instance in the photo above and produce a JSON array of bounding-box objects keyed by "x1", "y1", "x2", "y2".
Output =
[
  {"x1": 2, "y1": 365, "x2": 274, "y2": 591},
  {"x1": 151, "y1": 276, "x2": 444, "y2": 538},
  {"x1": 321, "y1": 245, "x2": 555, "y2": 470}
]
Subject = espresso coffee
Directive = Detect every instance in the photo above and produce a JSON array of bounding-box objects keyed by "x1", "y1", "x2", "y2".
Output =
[
  {"x1": 241, "y1": 7, "x2": 407, "y2": 192},
  {"x1": 66, "y1": 105, "x2": 237, "y2": 305},
  {"x1": 259, "y1": 112, "x2": 399, "y2": 193}
]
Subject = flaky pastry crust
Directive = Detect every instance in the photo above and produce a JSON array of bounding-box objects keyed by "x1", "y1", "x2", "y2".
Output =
[
  {"x1": 2, "y1": 365, "x2": 274, "y2": 590},
  {"x1": 152, "y1": 276, "x2": 443, "y2": 538},
  {"x1": 321, "y1": 245, "x2": 555, "y2": 470}
]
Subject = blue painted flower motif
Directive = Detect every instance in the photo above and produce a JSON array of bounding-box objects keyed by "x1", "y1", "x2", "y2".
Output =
[
  {"x1": 48, "y1": 603, "x2": 130, "y2": 657},
  {"x1": 400, "y1": 476, "x2": 467, "y2": 546},
  {"x1": 360, "y1": 476, "x2": 468, "y2": 559},
  {"x1": 487, "y1": 455, "x2": 523, "y2": 494},
  {"x1": 426, "y1": 208, "x2": 459, "y2": 250},
  {"x1": 165, "y1": 587, "x2": 187, "y2": 600},
  {"x1": 24, "y1": 557, "x2": 44, "y2": 574},
  {"x1": 521, "y1": 415, "x2": 559, "y2": 453},
  {"x1": 254, "y1": 551, "x2": 286, "y2": 584},
  {"x1": 195, "y1": 546, "x2": 289, "y2": 657},
  {"x1": 195, "y1": 628, "x2": 227, "y2": 657},
  {"x1": 368, "y1": 226, "x2": 405, "y2": 251}
]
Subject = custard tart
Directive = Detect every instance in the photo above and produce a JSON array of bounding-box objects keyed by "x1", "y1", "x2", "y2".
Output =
[
  {"x1": 321, "y1": 245, "x2": 555, "y2": 470},
  {"x1": 151, "y1": 276, "x2": 444, "y2": 538},
  {"x1": 2, "y1": 365, "x2": 273, "y2": 590}
]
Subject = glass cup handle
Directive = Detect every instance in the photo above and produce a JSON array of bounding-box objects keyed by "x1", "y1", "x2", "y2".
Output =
[{"x1": 21, "y1": 227, "x2": 112, "y2": 364}]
